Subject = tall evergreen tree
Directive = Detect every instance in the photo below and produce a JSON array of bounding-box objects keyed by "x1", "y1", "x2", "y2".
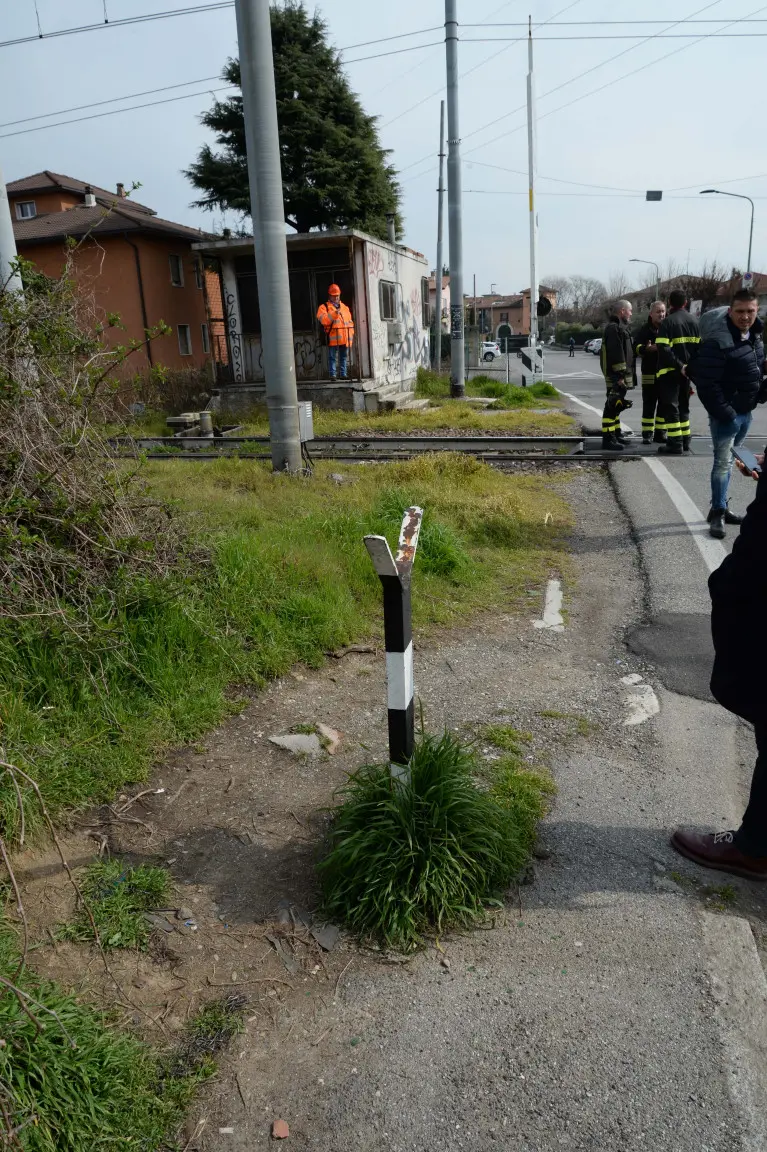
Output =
[{"x1": 185, "y1": 2, "x2": 402, "y2": 239}]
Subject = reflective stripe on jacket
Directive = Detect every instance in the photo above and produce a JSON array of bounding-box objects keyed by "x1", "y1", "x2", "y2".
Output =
[
  {"x1": 317, "y1": 301, "x2": 355, "y2": 347},
  {"x1": 656, "y1": 308, "x2": 700, "y2": 380}
]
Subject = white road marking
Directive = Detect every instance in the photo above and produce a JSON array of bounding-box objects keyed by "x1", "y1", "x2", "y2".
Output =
[
  {"x1": 701, "y1": 913, "x2": 767, "y2": 1152},
  {"x1": 620, "y1": 674, "x2": 660, "y2": 725},
  {"x1": 556, "y1": 389, "x2": 631, "y2": 432},
  {"x1": 643, "y1": 458, "x2": 727, "y2": 574},
  {"x1": 533, "y1": 579, "x2": 565, "y2": 632}
]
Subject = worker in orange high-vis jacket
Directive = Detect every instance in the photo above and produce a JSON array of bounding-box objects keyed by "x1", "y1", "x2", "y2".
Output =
[{"x1": 317, "y1": 284, "x2": 355, "y2": 379}]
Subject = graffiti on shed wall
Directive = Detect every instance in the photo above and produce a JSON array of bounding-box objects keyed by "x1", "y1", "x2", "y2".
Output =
[{"x1": 366, "y1": 240, "x2": 429, "y2": 387}]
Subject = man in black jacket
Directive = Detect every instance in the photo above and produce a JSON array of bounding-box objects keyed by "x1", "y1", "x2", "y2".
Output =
[
  {"x1": 655, "y1": 289, "x2": 700, "y2": 455},
  {"x1": 671, "y1": 454, "x2": 767, "y2": 880},
  {"x1": 599, "y1": 300, "x2": 635, "y2": 451},
  {"x1": 635, "y1": 300, "x2": 667, "y2": 444},
  {"x1": 688, "y1": 288, "x2": 766, "y2": 539}
]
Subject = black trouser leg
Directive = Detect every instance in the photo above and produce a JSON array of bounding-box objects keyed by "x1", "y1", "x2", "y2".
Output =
[
  {"x1": 658, "y1": 372, "x2": 683, "y2": 444},
  {"x1": 601, "y1": 385, "x2": 624, "y2": 439},
  {"x1": 678, "y1": 378, "x2": 691, "y2": 447},
  {"x1": 734, "y1": 720, "x2": 767, "y2": 857},
  {"x1": 641, "y1": 375, "x2": 662, "y2": 438}
]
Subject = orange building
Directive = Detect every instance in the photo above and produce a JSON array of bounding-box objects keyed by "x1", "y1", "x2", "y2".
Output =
[{"x1": 7, "y1": 171, "x2": 216, "y2": 374}]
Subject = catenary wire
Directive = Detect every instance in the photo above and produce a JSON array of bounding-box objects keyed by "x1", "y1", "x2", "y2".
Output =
[
  {"x1": 2, "y1": 2, "x2": 235, "y2": 49},
  {"x1": 0, "y1": 75, "x2": 223, "y2": 129},
  {"x1": 0, "y1": 86, "x2": 237, "y2": 140}
]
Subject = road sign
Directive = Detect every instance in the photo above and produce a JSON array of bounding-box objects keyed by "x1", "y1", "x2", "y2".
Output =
[{"x1": 743, "y1": 271, "x2": 754, "y2": 289}]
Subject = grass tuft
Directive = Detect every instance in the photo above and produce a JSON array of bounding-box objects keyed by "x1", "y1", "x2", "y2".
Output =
[
  {"x1": 0, "y1": 920, "x2": 218, "y2": 1150},
  {"x1": 318, "y1": 731, "x2": 550, "y2": 952},
  {"x1": 58, "y1": 859, "x2": 171, "y2": 950}
]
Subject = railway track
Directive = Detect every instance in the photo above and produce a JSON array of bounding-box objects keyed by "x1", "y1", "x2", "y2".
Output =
[{"x1": 113, "y1": 433, "x2": 765, "y2": 464}]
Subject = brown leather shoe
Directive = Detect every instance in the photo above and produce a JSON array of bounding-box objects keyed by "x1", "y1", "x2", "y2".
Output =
[{"x1": 671, "y1": 828, "x2": 767, "y2": 881}]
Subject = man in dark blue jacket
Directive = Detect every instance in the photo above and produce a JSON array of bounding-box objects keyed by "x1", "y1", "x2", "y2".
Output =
[
  {"x1": 672, "y1": 453, "x2": 767, "y2": 879},
  {"x1": 688, "y1": 288, "x2": 766, "y2": 539}
]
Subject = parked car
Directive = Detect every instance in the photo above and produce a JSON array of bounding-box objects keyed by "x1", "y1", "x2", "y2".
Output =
[
  {"x1": 590, "y1": 338, "x2": 602, "y2": 355},
  {"x1": 482, "y1": 341, "x2": 502, "y2": 361},
  {"x1": 583, "y1": 338, "x2": 597, "y2": 353}
]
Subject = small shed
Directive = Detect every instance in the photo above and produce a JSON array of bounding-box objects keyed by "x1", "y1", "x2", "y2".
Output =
[{"x1": 193, "y1": 229, "x2": 431, "y2": 411}]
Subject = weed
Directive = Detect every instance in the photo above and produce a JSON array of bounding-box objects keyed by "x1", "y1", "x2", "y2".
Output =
[
  {"x1": 319, "y1": 731, "x2": 550, "y2": 951},
  {"x1": 0, "y1": 920, "x2": 209, "y2": 1151},
  {"x1": 702, "y1": 883, "x2": 737, "y2": 908},
  {"x1": 485, "y1": 725, "x2": 532, "y2": 754},
  {"x1": 58, "y1": 859, "x2": 171, "y2": 950}
]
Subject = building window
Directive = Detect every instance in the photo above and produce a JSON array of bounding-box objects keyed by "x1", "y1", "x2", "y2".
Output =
[
  {"x1": 500, "y1": 312, "x2": 509, "y2": 321},
  {"x1": 421, "y1": 277, "x2": 431, "y2": 327},
  {"x1": 194, "y1": 260, "x2": 204, "y2": 290},
  {"x1": 177, "y1": 324, "x2": 192, "y2": 356},
  {"x1": 201, "y1": 323, "x2": 210, "y2": 354},
  {"x1": 15, "y1": 201, "x2": 36, "y2": 220},
  {"x1": 379, "y1": 280, "x2": 397, "y2": 321},
  {"x1": 169, "y1": 254, "x2": 184, "y2": 287}
]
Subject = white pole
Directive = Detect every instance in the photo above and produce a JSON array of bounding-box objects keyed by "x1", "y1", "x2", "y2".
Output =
[
  {"x1": 526, "y1": 18, "x2": 541, "y2": 381},
  {"x1": 0, "y1": 163, "x2": 23, "y2": 296},
  {"x1": 433, "y1": 100, "x2": 446, "y2": 371}
]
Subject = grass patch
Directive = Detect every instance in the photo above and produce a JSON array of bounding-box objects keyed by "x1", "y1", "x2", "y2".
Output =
[
  {"x1": 0, "y1": 454, "x2": 570, "y2": 841},
  {"x1": 484, "y1": 725, "x2": 532, "y2": 754},
  {"x1": 414, "y1": 367, "x2": 559, "y2": 410},
  {"x1": 229, "y1": 400, "x2": 577, "y2": 437},
  {"x1": 318, "y1": 731, "x2": 550, "y2": 952},
  {"x1": 58, "y1": 859, "x2": 171, "y2": 950},
  {"x1": 0, "y1": 922, "x2": 238, "y2": 1150}
]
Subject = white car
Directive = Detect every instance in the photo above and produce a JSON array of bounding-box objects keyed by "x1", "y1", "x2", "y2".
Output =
[
  {"x1": 482, "y1": 341, "x2": 502, "y2": 362},
  {"x1": 590, "y1": 338, "x2": 602, "y2": 355},
  {"x1": 583, "y1": 338, "x2": 597, "y2": 353}
]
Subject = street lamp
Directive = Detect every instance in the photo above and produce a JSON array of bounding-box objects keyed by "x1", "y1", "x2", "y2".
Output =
[
  {"x1": 700, "y1": 189, "x2": 754, "y2": 277},
  {"x1": 629, "y1": 257, "x2": 661, "y2": 304}
]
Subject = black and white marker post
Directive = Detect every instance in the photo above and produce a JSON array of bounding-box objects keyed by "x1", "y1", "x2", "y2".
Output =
[{"x1": 364, "y1": 506, "x2": 423, "y2": 782}]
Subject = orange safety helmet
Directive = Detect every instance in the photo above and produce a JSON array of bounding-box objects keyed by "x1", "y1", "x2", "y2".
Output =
[{"x1": 328, "y1": 284, "x2": 341, "y2": 296}]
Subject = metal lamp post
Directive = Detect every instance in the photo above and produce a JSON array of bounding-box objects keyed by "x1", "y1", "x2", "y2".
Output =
[
  {"x1": 629, "y1": 257, "x2": 661, "y2": 304},
  {"x1": 700, "y1": 189, "x2": 754, "y2": 279}
]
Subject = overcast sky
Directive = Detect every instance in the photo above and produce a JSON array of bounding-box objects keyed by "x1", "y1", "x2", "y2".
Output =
[{"x1": 1, "y1": 0, "x2": 765, "y2": 295}]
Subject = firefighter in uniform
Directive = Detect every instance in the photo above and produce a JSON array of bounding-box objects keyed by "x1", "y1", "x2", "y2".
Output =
[
  {"x1": 655, "y1": 289, "x2": 700, "y2": 454},
  {"x1": 600, "y1": 299, "x2": 635, "y2": 451},
  {"x1": 635, "y1": 299, "x2": 667, "y2": 444}
]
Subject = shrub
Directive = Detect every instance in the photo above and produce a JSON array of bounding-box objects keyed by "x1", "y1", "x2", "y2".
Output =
[{"x1": 318, "y1": 732, "x2": 546, "y2": 951}]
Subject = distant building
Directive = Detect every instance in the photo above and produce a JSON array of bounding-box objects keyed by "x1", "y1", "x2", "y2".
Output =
[
  {"x1": 195, "y1": 228, "x2": 430, "y2": 411},
  {"x1": 428, "y1": 273, "x2": 450, "y2": 332},
  {"x1": 465, "y1": 285, "x2": 557, "y2": 345},
  {"x1": 7, "y1": 170, "x2": 216, "y2": 374}
]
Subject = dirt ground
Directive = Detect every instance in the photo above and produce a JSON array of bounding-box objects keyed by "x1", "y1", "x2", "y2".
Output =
[{"x1": 13, "y1": 462, "x2": 767, "y2": 1150}]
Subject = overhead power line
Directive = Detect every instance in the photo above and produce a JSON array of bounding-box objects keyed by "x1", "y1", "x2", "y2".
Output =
[
  {"x1": 0, "y1": 74, "x2": 222, "y2": 129},
  {"x1": 0, "y1": 85, "x2": 236, "y2": 140},
  {"x1": 1, "y1": 2, "x2": 234, "y2": 49}
]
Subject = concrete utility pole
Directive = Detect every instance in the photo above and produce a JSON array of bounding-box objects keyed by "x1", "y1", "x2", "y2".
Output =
[
  {"x1": 234, "y1": 0, "x2": 301, "y2": 472},
  {"x1": 0, "y1": 163, "x2": 23, "y2": 296},
  {"x1": 432, "y1": 100, "x2": 446, "y2": 371},
  {"x1": 445, "y1": 0, "x2": 465, "y2": 398},
  {"x1": 526, "y1": 17, "x2": 542, "y2": 383}
]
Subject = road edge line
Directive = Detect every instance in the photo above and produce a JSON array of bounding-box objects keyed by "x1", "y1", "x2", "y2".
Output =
[{"x1": 643, "y1": 458, "x2": 726, "y2": 574}]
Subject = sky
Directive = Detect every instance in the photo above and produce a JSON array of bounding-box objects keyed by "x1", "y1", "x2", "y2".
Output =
[{"x1": 1, "y1": 0, "x2": 766, "y2": 296}]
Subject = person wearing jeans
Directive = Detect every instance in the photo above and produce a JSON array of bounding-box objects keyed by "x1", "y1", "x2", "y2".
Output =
[
  {"x1": 328, "y1": 344, "x2": 348, "y2": 381},
  {"x1": 709, "y1": 410, "x2": 753, "y2": 514},
  {"x1": 672, "y1": 450, "x2": 767, "y2": 879},
  {"x1": 317, "y1": 284, "x2": 355, "y2": 380},
  {"x1": 688, "y1": 288, "x2": 766, "y2": 539}
]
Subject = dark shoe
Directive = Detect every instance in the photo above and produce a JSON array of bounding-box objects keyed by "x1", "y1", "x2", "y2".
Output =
[
  {"x1": 683, "y1": 438, "x2": 692, "y2": 453},
  {"x1": 601, "y1": 434, "x2": 624, "y2": 451},
  {"x1": 671, "y1": 828, "x2": 767, "y2": 881},
  {"x1": 653, "y1": 431, "x2": 667, "y2": 444},
  {"x1": 707, "y1": 506, "x2": 744, "y2": 526},
  {"x1": 657, "y1": 442, "x2": 683, "y2": 456},
  {"x1": 642, "y1": 433, "x2": 653, "y2": 445},
  {"x1": 709, "y1": 510, "x2": 726, "y2": 539}
]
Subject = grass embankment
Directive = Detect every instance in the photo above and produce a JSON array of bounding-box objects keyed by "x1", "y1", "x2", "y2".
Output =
[{"x1": 0, "y1": 454, "x2": 570, "y2": 840}]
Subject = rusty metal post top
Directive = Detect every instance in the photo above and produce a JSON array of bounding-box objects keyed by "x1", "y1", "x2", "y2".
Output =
[{"x1": 364, "y1": 506, "x2": 423, "y2": 582}]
